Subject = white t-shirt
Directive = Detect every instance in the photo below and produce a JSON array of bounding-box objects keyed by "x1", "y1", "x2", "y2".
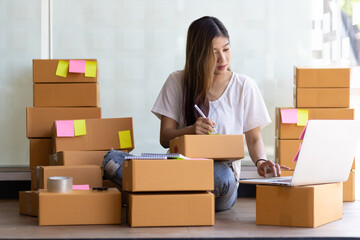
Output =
[{"x1": 151, "y1": 70, "x2": 272, "y2": 180}]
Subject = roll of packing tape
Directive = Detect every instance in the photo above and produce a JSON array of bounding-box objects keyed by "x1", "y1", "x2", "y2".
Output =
[{"x1": 47, "y1": 176, "x2": 73, "y2": 193}]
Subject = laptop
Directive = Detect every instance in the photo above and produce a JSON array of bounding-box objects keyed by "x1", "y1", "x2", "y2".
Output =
[{"x1": 239, "y1": 120, "x2": 360, "y2": 186}]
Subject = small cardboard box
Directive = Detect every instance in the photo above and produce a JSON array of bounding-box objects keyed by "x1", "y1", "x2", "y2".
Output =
[
  {"x1": 276, "y1": 108, "x2": 354, "y2": 139},
  {"x1": 279, "y1": 170, "x2": 294, "y2": 177},
  {"x1": 295, "y1": 88, "x2": 350, "y2": 108},
  {"x1": 128, "y1": 192, "x2": 214, "y2": 227},
  {"x1": 19, "y1": 191, "x2": 39, "y2": 217},
  {"x1": 169, "y1": 135, "x2": 244, "y2": 160},
  {"x1": 294, "y1": 67, "x2": 350, "y2": 88},
  {"x1": 122, "y1": 159, "x2": 214, "y2": 192},
  {"x1": 38, "y1": 188, "x2": 121, "y2": 226},
  {"x1": 30, "y1": 138, "x2": 52, "y2": 168},
  {"x1": 256, "y1": 182, "x2": 343, "y2": 227},
  {"x1": 33, "y1": 59, "x2": 97, "y2": 83},
  {"x1": 33, "y1": 83, "x2": 99, "y2": 107},
  {"x1": 26, "y1": 107, "x2": 101, "y2": 138},
  {"x1": 49, "y1": 151, "x2": 109, "y2": 166},
  {"x1": 52, "y1": 118, "x2": 134, "y2": 152},
  {"x1": 275, "y1": 139, "x2": 301, "y2": 170},
  {"x1": 36, "y1": 165, "x2": 102, "y2": 190},
  {"x1": 343, "y1": 170, "x2": 355, "y2": 202}
]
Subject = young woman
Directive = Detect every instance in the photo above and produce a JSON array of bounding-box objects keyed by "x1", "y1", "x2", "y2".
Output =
[{"x1": 151, "y1": 16, "x2": 289, "y2": 211}]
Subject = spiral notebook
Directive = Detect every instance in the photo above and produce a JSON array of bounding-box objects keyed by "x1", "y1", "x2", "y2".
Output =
[{"x1": 124, "y1": 153, "x2": 209, "y2": 160}]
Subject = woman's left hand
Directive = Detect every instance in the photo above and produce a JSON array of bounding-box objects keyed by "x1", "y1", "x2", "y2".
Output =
[{"x1": 257, "y1": 160, "x2": 290, "y2": 178}]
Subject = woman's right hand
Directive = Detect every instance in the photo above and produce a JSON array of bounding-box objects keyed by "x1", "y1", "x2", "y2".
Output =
[{"x1": 193, "y1": 117, "x2": 216, "y2": 135}]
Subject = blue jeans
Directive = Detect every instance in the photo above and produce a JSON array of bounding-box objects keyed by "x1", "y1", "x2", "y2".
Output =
[{"x1": 102, "y1": 150, "x2": 238, "y2": 211}]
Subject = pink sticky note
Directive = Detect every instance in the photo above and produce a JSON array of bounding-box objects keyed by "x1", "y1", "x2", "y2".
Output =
[
  {"x1": 72, "y1": 185, "x2": 90, "y2": 190},
  {"x1": 299, "y1": 121, "x2": 309, "y2": 140},
  {"x1": 280, "y1": 109, "x2": 298, "y2": 124},
  {"x1": 69, "y1": 60, "x2": 86, "y2": 73},
  {"x1": 56, "y1": 120, "x2": 75, "y2": 137},
  {"x1": 292, "y1": 142, "x2": 302, "y2": 162}
]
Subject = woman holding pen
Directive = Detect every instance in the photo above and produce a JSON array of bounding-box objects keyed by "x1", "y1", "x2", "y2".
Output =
[{"x1": 151, "y1": 16, "x2": 289, "y2": 211}]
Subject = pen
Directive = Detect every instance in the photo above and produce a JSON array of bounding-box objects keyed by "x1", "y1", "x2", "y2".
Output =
[{"x1": 194, "y1": 104, "x2": 217, "y2": 134}]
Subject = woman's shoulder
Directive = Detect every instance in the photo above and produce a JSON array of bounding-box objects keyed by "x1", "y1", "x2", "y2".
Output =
[
  {"x1": 231, "y1": 72, "x2": 257, "y2": 88},
  {"x1": 168, "y1": 70, "x2": 184, "y2": 82}
]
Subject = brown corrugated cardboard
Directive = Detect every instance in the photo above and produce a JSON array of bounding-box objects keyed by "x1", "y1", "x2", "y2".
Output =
[
  {"x1": 38, "y1": 188, "x2": 121, "y2": 226},
  {"x1": 343, "y1": 170, "x2": 355, "y2": 202},
  {"x1": 30, "y1": 138, "x2": 52, "y2": 168},
  {"x1": 33, "y1": 83, "x2": 99, "y2": 107},
  {"x1": 52, "y1": 118, "x2": 134, "y2": 152},
  {"x1": 49, "y1": 151, "x2": 108, "y2": 166},
  {"x1": 256, "y1": 182, "x2": 343, "y2": 227},
  {"x1": 37, "y1": 165, "x2": 102, "y2": 190},
  {"x1": 123, "y1": 159, "x2": 214, "y2": 192},
  {"x1": 276, "y1": 108, "x2": 354, "y2": 139},
  {"x1": 102, "y1": 180, "x2": 118, "y2": 189},
  {"x1": 279, "y1": 170, "x2": 294, "y2": 177},
  {"x1": 33, "y1": 59, "x2": 97, "y2": 83},
  {"x1": 295, "y1": 67, "x2": 350, "y2": 88},
  {"x1": 169, "y1": 135, "x2": 244, "y2": 160},
  {"x1": 275, "y1": 139, "x2": 301, "y2": 170},
  {"x1": 26, "y1": 107, "x2": 101, "y2": 138},
  {"x1": 128, "y1": 192, "x2": 214, "y2": 227},
  {"x1": 295, "y1": 88, "x2": 350, "y2": 108},
  {"x1": 19, "y1": 191, "x2": 39, "y2": 217}
]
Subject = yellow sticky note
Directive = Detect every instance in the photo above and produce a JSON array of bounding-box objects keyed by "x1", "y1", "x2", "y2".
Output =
[
  {"x1": 55, "y1": 60, "x2": 69, "y2": 78},
  {"x1": 85, "y1": 61, "x2": 97, "y2": 77},
  {"x1": 119, "y1": 130, "x2": 132, "y2": 149},
  {"x1": 74, "y1": 119, "x2": 86, "y2": 136},
  {"x1": 297, "y1": 109, "x2": 308, "y2": 126}
]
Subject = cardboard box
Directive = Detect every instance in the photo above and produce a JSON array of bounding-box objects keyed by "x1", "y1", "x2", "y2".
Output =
[
  {"x1": 35, "y1": 165, "x2": 102, "y2": 190},
  {"x1": 33, "y1": 83, "x2": 99, "y2": 107},
  {"x1": 128, "y1": 192, "x2": 214, "y2": 227},
  {"x1": 276, "y1": 108, "x2": 354, "y2": 139},
  {"x1": 343, "y1": 170, "x2": 355, "y2": 202},
  {"x1": 256, "y1": 182, "x2": 343, "y2": 227},
  {"x1": 279, "y1": 170, "x2": 294, "y2": 177},
  {"x1": 295, "y1": 88, "x2": 350, "y2": 108},
  {"x1": 102, "y1": 180, "x2": 118, "y2": 189},
  {"x1": 49, "y1": 151, "x2": 108, "y2": 166},
  {"x1": 29, "y1": 138, "x2": 52, "y2": 168},
  {"x1": 52, "y1": 118, "x2": 134, "y2": 152},
  {"x1": 123, "y1": 159, "x2": 214, "y2": 192},
  {"x1": 294, "y1": 67, "x2": 350, "y2": 88},
  {"x1": 33, "y1": 59, "x2": 97, "y2": 83},
  {"x1": 38, "y1": 188, "x2": 121, "y2": 226},
  {"x1": 26, "y1": 107, "x2": 101, "y2": 138},
  {"x1": 19, "y1": 191, "x2": 39, "y2": 217},
  {"x1": 169, "y1": 135, "x2": 244, "y2": 160},
  {"x1": 275, "y1": 139, "x2": 301, "y2": 170}
]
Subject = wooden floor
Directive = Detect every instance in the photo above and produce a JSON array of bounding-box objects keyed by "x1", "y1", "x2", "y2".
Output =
[{"x1": 2, "y1": 198, "x2": 360, "y2": 239}]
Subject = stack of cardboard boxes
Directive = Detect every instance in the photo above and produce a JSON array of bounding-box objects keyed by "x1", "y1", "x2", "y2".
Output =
[{"x1": 275, "y1": 67, "x2": 355, "y2": 202}]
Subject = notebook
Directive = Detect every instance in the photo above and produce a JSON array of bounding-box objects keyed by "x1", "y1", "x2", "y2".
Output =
[
  {"x1": 124, "y1": 153, "x2": 209, "y2": 160},
  {"x1": 239, "y1": 120, "x2": 360, "y2": 186}
]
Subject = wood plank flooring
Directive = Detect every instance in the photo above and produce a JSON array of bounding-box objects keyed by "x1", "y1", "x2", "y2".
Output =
[{"x1": 1, "y1": 198, "x2": 360, "y2": 239}]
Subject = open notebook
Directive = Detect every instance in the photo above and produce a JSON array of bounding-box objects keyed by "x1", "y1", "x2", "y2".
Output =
[
  {"x1": 125, "y1": 153, "x2": 208, "y2": 160},
  {"x1": 239, "y1": 120, "x2": 360, "y2": 186}
]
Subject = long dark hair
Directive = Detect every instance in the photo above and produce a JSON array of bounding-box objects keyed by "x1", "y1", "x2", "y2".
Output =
[{"x1": 183, "y1": 16, "x2": 230, "y2": 126}]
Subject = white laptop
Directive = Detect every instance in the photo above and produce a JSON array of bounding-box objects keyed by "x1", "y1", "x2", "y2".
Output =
[{"x1": 239, "y1": 120, "x2": 360, "y2": 186}]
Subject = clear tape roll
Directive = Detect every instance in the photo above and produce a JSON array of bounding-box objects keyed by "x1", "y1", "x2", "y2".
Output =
[{"x1": 47, "y1": 176, "x2": 73, "y2": 193}]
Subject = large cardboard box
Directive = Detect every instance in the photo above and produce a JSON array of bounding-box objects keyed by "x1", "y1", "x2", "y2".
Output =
[
  {"x1": 26, "y1": 107, "x2": 101, "y2": 138},
  {"x1": 256, "y1": 182, "x2": 343, "y2": 227},
  {"x1": 33, "y1": 59, "x2": 97, "y2": 83},
  {"x1": 33, "y1": 83, "x2": 99, "y2": 107},
  {"x1": 276, "y1": 108, "x2": 354, "y2": 139},
  {"x1": 19, "y1": 191, "x2": 39, "y2": 217},
  {"x1": 343, "y1": 170, "x2": 355, "y2": 202},
  {"x1": 123, "y1": 159, "x2": 214, "y2": 192},
  {"x1": 49, "y1": 151, "x2": 108, "y2": 166},
  {"x1": 295, "y1": 88, "x2": 350, "y2": 108},
  {"x1": 29, "y1": 138, "x2": 52, "y2": 168},
  {"x1": 169, "y1": 135, "x2": 244, "y2": 160},
  {"x1": 38, "y1": 188, "x2": 121, "y2": 226},
  {"x1": 275, "y1": 139, "x2": 301, "y2": 170},
  {"x1": 35, "y1": 165, "x2": 102, "y2": 190},
  {"x1": 52, "y1": 118, "x2": 134, "y2": 153},
  {"x1": 128, "y1": 192, "x2": 214, "y2": 227},
  {"x1": 294, "y1": 67, "x2": 350, "y2": 88}
]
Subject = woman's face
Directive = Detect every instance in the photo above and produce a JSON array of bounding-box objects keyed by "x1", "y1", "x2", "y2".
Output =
[{"x1": 212, "y1": 36, "x2": 232, "y2": 75}]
